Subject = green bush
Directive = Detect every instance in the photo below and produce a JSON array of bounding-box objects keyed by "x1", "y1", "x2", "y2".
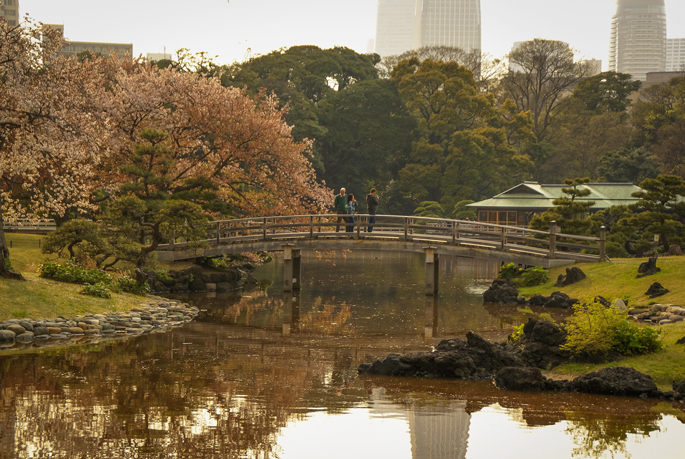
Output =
[
  {"x1": 498, "y1": 262, "x2": 522, "y2": 279},
  {"x1": 39, "y1": 261, "x2": 149, "y2": 296},
  {"x1": 513, "y1": 266, "x2": 549, "y2": 287},
  {"x1": 81, "y1": 282, "x2": 112, "y2": 299},
  {"x1": 116, "y1": 276, "x2": 150, "y2": 295},
  {"x1": 562, "y1": 301, "x2": 661, "y2": 358},
  {"x1": 508, "y1": 323, "x2": 525, "y2": 343},
  {"x1": 613, "y1": 321, "x2": 662, "y2": 355}
]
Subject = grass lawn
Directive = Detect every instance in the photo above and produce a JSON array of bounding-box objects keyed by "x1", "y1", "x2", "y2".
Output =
[
  {"x1": 519, "y1": 257, "x2": 685, "y2": 390},
  {"x1": 1, "y1": 233, "x2": 146, "y2": 321},
  {"x1": 519, "y1": 257, "x2": 685, "y2": 308}
]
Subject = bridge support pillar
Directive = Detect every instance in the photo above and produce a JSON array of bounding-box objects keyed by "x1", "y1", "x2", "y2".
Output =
[
  {"x1": 282, "y1": 291, "x2": 301, "y2": 336},
  {"x1": 423, "y1": 246, "x2": 439, "y2": 295},
  {"x1": 424, "y1": 296, "x2": 438, "y2": 339},
  {"x1": 283, "y1": 244, "x2": 301, "y2": 292}
]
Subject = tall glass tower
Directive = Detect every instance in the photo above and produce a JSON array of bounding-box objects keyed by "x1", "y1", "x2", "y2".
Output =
[
  {"x1": 609, "y1": 0, "x2": 667, "y2": 81},
  {"x1": 375, "y1": 0, "x2": 417, "y2": 57},
  {"x1": 414, "y1": 0, "x2": 481, "y2": 52}
]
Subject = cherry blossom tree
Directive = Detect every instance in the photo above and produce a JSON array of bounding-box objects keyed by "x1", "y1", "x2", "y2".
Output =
[{"x1": 0, "y1": 17, "x2": 110, "y2": 279}]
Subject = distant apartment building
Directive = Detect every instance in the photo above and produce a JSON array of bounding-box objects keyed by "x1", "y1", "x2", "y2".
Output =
[
  {"x1": 375, "y1": 0, "x2": 416, "y2": 57},
  {"x1": 666, "y1": 38, "x2": 685, "y2": 72},
  {"x1": 45, "y1": 24, "x2": 132, "y2": 58},
  {"x1": 609, "y1": 0, "x2": 667, "y2": 81},
  {"x1": 0, "y1": 0, "x2": 19, "y2": 26},
  {"x1": 146, "y1": 52, "x2": 172, "y2": 62}
]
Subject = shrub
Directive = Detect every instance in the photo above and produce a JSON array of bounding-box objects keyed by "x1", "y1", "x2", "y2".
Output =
[
  {"x1": 498, "y1": 262, "x2": 521, "y2": 279},
  {"x1": 562, "y1": 301, "x2": 661, "y2": 358},
  {"x1": 116, "y1": 276, "x2": 150, "y2": 295},
  {"x1": 513, "y1": 266, "x2": 549, "y2": 287},
  {"x1": 509, "y1": 323, "x2": 525, "y2": 343},
  {"x1": 613, "y1": 321, "x2": 662, "y2": 355},
  {"x1": 81, "y1": 282, "x2": 112, "y2": 299},
  {"x1": 39, "y1": 261, "x2": 149, "y2": 296}
]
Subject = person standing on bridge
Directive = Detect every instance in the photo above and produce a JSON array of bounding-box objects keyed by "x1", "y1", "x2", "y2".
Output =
[
  {"x1": 345, "y1": 194, "x2": 357, "y2": 232},
  {"x1": 366, "y1": 188, "x2": 379, "y2": 233},
  {"x1": 334, "y1": 188, "x2": 347, "y2": 232}
]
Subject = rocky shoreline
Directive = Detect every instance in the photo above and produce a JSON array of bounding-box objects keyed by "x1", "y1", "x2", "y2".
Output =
[
  {"x1": 358, "y1": 317, "x2": 685, "y2": 401},
  {"x1": 0, "y1": 296, "x2": 199, "y2": 352}
]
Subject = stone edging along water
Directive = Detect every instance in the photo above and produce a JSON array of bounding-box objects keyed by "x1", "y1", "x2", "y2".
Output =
[{"x1": 0, "y1": 295, "x2": 199, "y2": 352}]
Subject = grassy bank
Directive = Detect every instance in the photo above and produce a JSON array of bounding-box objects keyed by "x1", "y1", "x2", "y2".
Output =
[
  {"x1": 0, "y1": 233, "x2": 145, "y2": 321},
  {"x1": 518, "y1": 257, "x2": 685, "y2": 390},
  {"x1": 519, "y1": 257, "x2": 685, "y2": 308}
]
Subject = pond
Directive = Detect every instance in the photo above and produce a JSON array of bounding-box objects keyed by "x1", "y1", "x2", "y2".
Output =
[{"x1": 0, "y1": 250, "x2": 683, "y2": 459}]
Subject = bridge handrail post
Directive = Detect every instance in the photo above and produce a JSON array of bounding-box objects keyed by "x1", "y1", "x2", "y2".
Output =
[
  {"x1": 404, "y1": 217, "x2": 408, "y2": 241},
  {"x1": 453, "y1": 221, "x2": 458, "y2": 244},
  {"x1": 549, "y1": 220, "x2": 557, "y2": 259},
  {"x1": 599, "y1": 225, "x2": 607, "y2": 262},
  {"x1": 263, "y1": 217, "x2": 267, "y2": 241},
  {"x1": 501, "y1": 226, "x2": 506, "y2": 251},
  {"x1": 216, "y1": 221, "x2": 220, "y2": 244},
  {"x1": 309, "y1": 216, "x2": 314, "y2": 238},
  {"x1": 356, "y1": 215, "x2": 360, "y2": 239}
]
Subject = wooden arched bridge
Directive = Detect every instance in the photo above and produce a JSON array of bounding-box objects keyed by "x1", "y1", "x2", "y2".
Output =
[{"x1": 155, "y1": 214, "x2": 607, "y2": 295}]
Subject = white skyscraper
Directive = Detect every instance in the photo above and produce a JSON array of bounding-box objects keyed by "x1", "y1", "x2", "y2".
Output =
[
  {"x1": 666, "y1": 38, "x2": 685, "y2": 72},
  {"x1": 414, "y1": 0, "x2": 481, "y2": 52},
  {"x1": 375, "y1": 0, "x2": 417, "y2": 57},
  {"x1": 609, "y1": 0, "x2": 667, "y2": 81}
]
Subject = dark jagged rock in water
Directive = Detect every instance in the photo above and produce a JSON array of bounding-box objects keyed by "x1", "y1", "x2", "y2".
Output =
[
  {"x1": 358, "y1": 332, "x2": 524, "y2": 379},
  {"x1": 676, "y1": 336, "x2": 685, "y2": 345},
  {"x1": 555, "y1": 267, "x2": 586, "y2": 287},
  {"x1": 495, "y1": 367, "x2": 548, "y2": 392},
  {"x1": 482, "y1": 279, "x2": 519, "y2": 304},
  {"x1": 567, "y1": 367, "x2": 659, "y2": 397},
  {"x1": 645, "y1": 282, "x2": 669, "y2": 298},
  {"x1": 518, "y1": 318, "x2": 570, "y2": 370},
  {"x1": 528, "y1": 294, "x2": 548, "y2": 306},
  {"x1": 543, "y1": 291, "x2": 579, "y2": 309},
  {"x1": 636, "y1": 257, "x2": 660, "y2": 278},
  {"x1": 673, "y1": 379, "x2": 685, "y2": 397}
]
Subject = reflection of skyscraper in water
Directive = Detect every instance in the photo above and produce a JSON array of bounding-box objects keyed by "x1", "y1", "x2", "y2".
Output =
[{"x1": 369, "y1": 387, "x2": 470, "y2": 459}]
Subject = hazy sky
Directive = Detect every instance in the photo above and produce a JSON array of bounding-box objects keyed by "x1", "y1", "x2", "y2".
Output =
[{"x1": 20, "y1": 0, "x2": 685, "y2": 69}]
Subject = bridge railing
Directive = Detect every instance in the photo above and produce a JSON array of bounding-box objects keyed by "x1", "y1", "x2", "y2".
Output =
[{"x1": 159, "y1": 215, "x2": 606, "y2": 262}]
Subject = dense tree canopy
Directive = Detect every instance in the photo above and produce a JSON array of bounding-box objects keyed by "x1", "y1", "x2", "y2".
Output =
[{"x1": 390, "y1": 58, "x2": 534, "y2": 213}]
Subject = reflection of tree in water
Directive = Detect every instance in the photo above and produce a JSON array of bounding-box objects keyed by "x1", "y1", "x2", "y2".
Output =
[
  {"x1": 300, "y1": 297, "x2": 353, "y2": 335},
  {"x1": 565, "y1": 411, "x2": 662, "y2": 458},
  {"x1": 0, "y1": 335, "x2": 313, "y2": 459}
]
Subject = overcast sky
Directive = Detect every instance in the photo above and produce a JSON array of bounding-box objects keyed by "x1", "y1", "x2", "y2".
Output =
[{"x1": 19, "y1": 0, "x2": 685, "y2": 69}]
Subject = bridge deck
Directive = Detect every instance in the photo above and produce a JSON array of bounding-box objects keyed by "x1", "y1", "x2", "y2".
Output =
[{"x1": 155, "y1": 214, "x2": 607, "y2": 268}]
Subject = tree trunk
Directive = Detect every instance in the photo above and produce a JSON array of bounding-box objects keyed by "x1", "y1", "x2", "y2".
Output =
[{"x1": 0, "y1": 207, "x2": 26, "y2": 281}]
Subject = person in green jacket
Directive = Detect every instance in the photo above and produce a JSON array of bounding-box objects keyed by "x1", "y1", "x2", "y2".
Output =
[{"x1": 334, "y1": 187, "x2": 347, "y2": 232}]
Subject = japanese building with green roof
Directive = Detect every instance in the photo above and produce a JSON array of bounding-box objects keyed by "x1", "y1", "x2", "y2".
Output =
[{"x1": 466, "y1": 182, "x2": 642, "y2": 226}]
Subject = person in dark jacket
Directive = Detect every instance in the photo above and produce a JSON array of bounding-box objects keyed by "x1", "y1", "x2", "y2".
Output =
[
  {"x1": 346, "y1": 194, "x2": 357, "y2": 232},
  {"x1": 334, "y1": 188, "x2": 347, "y2": 232},
  {"x1": 366, "y1": 188, "x2": 379, "y2": 233}
]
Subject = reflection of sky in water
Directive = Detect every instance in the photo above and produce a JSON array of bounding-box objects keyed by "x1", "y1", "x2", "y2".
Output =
[{"x1": 277, "y1": 402, "x2": 685, "y2": 459}]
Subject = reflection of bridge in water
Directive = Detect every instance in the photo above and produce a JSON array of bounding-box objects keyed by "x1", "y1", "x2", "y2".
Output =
[{"x1": 156, "y1": 214, "x2": 607, "y2": 294}]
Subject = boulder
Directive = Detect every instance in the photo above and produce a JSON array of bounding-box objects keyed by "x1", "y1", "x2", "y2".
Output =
[
  {"x1": 528, "y1": 294, "x2": 548, "y2": 306},
  {"x1": 518, "y1": 318, "x2": 570, "y2": 369},
  {"x1": 15, "y1": 332, "x2": 34, "y2": 343},
  {"x1": 544, "y1": 291, "x2": 578, "y2": 309},
  {"x1": 18, "y1": 321, "x2": 33, "y2": 332},
  {"x1": 567, "y1": 367, "x2": 658, "y2": 397},
  {"x1": 33, "y1": 327, "x2": 49, "y2": 337},
  {"x1": 667, "y1": 245, "x2": 683, "y2": 256},
  {"x1": 495, "y1": 367, "x2": 548, "y2": 392},
  {"x1": 676, "y1": 336, "x2": 685, "y2": 345},
  {"x1": 645, "y1": 282, "x2": 669, "y2": 298},
  {"x1": 636, "y1": 257, "x2": 660, "y2": 278},
  {"x1": 555, "y1": 267, "x2": 586, "y2": 287},
  {"x1": 6, "y1": 324, "x2": 25, "y2": 335},
  {"x1": 612, "y1": 299, "x2": 627, "y2": 311},
  {"x1": 482, "y1": 279, "x2": 519, "y2": 304},
  {"x1": 0, "y1": 330, "x2": 16, "y2": 342},
  {"x1": 673, "y1": 379, "x2": 685, "y2": 395}
]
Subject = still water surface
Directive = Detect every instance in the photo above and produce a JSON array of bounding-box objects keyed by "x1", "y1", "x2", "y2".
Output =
[{"x1": 0, "y1": 250, "x2": 684, "y2": 458}]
